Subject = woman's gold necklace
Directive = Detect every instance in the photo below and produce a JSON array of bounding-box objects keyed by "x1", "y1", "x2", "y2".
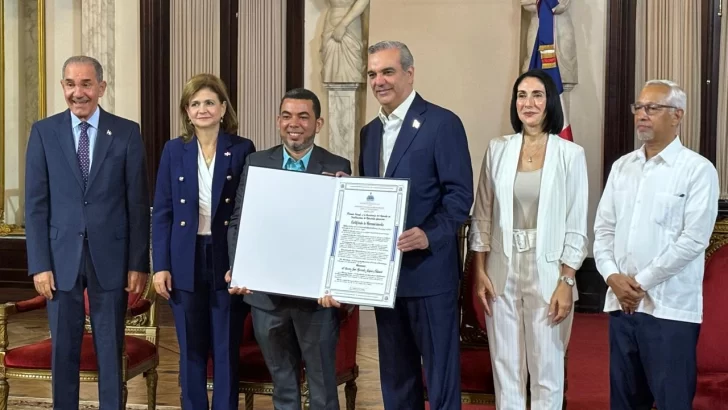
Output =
[{"x1": 524, "y1": 138, "x2": 547, "y2": 163}]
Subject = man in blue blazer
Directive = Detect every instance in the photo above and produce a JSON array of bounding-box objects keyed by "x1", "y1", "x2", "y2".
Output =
[
  {"x1": 24, "y1": 56, "x2": 150, "y2": 410},
  {"x1": 360, "y1": 41, "x2": 473, "y2": 409}
]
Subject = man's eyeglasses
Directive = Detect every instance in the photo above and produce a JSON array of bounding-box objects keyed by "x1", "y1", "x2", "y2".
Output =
[{"x1": 630, "y1": 103, "x2": 678, "y2": 115}]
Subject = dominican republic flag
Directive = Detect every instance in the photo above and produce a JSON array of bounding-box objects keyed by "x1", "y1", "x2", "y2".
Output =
[{"x1": 528, "y1": 0, "x2": 573, "y2": 141}]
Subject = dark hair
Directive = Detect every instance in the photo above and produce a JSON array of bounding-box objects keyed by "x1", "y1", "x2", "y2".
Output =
[
  {"x1": 509, "y1": 69, "x2": 564, "y2": 134},
  {"x1": 280, "y1": 88, "x2": 322, "y2": 119}
]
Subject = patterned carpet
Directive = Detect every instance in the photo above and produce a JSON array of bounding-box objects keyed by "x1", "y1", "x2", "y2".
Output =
[{"x1": 8, "y1": 397, "x2": 180, "y2": 410}]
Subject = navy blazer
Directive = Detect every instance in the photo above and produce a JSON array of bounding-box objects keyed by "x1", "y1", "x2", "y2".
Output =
[
  {"x1": 359, "y1": 93, "x2": 474, "y2": 297},
  {"x1": 152, "y1": 132, "x2": 256, "y2": 292},
  {"x1": 25, "y1": 108, "x2": 150, "y2": 291}
]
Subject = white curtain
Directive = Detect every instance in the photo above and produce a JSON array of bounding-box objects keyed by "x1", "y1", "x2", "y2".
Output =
[
  {"x1": 169, "y1": 0, "x2": 221, "y2": 139},
  {"x1": 237, "y1": 0, "x2": 286, "y2": 150},
  {"x1": 634, "y1": 0, "x2": 701, "y2": 153}
]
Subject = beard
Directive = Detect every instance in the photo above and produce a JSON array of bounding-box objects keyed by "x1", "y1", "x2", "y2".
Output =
[
  {"x1": 284, "y1": 134, "x2": 315, "y2": 153},
  {"x1": 637, "y1": 130, "x2": 654, "y2": 141}
]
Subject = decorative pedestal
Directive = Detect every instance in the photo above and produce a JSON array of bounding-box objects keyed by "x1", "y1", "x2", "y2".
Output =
[{"x1": 325, "y1": 83, "x2": 361, "y2": 173}]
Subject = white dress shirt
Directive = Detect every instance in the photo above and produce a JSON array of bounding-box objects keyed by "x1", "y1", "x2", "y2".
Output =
[
  {"x1": 197, "y1": 141, "x2": 214, "y2": 235},
  {"x1": 378, "y1": 89, "x2": 416, "y2": 176},
  {"x1": 593, "y1": 137, "x2": 719, "y2": 323}
]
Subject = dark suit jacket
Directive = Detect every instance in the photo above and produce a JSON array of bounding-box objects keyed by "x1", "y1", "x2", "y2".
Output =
[
  {"x1": 359, "y1": 93, "x2": 473, "y2": 297},
  {"x1": 151, "y1": 132, "x2": 256, "y2": 292},
  {"x1": 25, "y1": 108, "x2": 150, "y2": 291},
  {"x1": 227, "y1": 144, "x2": 352, "y2": 310}
]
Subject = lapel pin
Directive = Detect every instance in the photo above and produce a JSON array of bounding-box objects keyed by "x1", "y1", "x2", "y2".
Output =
[
  {"x1": 224, "y1": 151, "x2": 231, "y2": 156},
  {"x1": 412, "y1": 119, "x2": 420, "y2": 129},
  {"x1": 106, "y1": 130, "x2": 112, "y2": 136}
]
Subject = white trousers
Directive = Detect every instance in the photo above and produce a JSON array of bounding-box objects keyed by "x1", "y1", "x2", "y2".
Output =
[{"x1": 485, "y1": 234, "x2": 574, "y2": 410}]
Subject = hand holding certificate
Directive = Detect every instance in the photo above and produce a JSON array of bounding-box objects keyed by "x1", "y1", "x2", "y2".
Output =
[{"x1": 230, "y1": 166, "x2": 409, "y2": 308}]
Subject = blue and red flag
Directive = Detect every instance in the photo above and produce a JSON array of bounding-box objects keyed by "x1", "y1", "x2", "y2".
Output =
[{"x1": 528, "y1": 0, "x2": 573, "y2": 141}]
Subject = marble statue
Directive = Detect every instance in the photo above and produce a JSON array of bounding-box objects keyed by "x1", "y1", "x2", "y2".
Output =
[
  {"x1": 321, "y1": 0, "x2": 370, "y2": 84},
  {"x1": 521, "y1": 0, "x2": 578, "y2": 88}
]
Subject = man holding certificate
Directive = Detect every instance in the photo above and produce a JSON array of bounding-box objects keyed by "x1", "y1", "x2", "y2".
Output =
[
  {"x1": 351, "y1": 40, "x2": 474, "y2": 409},
  {"x1": 226, "y1": 88, "x2": 351, "y2": 410}
]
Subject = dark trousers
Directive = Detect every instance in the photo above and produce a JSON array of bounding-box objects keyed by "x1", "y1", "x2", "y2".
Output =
[
  {"x1": 609, "y1": 311, "x2": 700, "y2": 410},
  {"x1": 375, "y1": 289, "x2": 461, "y2": 410},
  {"x1": 47, "y1": 240, "x2": 127, "y2": 410},
  {"x1": 251, "y1": 303, "x2": 340, "y2": 410},
  {"x1": 170, "y1": 235, "x2": 247, "y2": 410}
]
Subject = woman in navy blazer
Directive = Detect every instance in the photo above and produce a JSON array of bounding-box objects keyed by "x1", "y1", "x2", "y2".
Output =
[{"x1": 152, "y1": 74, "x2": 255, "y2": 410}]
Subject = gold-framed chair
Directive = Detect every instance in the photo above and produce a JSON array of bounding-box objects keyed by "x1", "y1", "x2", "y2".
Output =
[{"x1": 0, "y1": 218, "x2": 159, "y2": 410}]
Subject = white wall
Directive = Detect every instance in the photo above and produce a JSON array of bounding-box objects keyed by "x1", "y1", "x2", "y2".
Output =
[
  {"x1": 365, "y1": 0, "x2": 522, "y2": 194},
  {"x1": 45, "y1": 0, "x2": 83, "y2": 115},
  {"x1": 304, "y1": 0, "x2": 608, "y2": 256},
  {"x1": 114, "y1": 0, "x2": 141, "y2": 124}
]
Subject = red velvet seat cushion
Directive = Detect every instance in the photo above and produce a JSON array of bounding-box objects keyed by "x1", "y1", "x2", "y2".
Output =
[
  {"x1": 422, "y1": 345, "x2": 494, "y2": 394},
  {"x1": 694, "y1": 373, "x2": 728, "y2": 410},
  {"x1": 210, "y1": 309, "x2": 360, "y2": 383},
  {"x1": 460, "y1": 346, "x2": 495, "y2": 393},
  {"x1": 335, "y1": 309, "x2": 359, "y2": 377},
  {"x1": 5, "y1": 334, "x2": 156, "y2": 371}
]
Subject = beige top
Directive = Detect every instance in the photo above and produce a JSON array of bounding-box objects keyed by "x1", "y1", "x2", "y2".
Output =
[{"x1": 513, "y1": 169, "x2": 542, "y2": 229}]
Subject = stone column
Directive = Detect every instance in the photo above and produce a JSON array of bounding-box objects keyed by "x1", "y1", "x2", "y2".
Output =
[
  {"x1": 325, "y1": 83, "x2": 361, "y2": 173},
  {"x1": 82, "y1": 0, "x2": 115, "y2": 111}
]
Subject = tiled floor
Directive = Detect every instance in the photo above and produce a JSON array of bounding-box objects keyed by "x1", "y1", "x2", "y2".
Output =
[{"x1": 1, "y1": 288, "x2": 385, "y2": 409}]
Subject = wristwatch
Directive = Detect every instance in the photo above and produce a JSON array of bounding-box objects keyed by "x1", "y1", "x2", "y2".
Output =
[{"x1": 559, "y1": 276, "x2": 575, "y2": 286}]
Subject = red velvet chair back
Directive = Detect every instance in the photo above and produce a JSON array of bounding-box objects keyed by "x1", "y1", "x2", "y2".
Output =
[
  {"x1": 694, "y1": 220, "x2": 728, "y2": 409},
  {"x1": 459, "y1": 250, "x2": 488, "y2": 345},
  {"x1": 457, "y1": 220, "x2": 488, "y2": 347},
  {"x1": 83, "y1": 277, "x2": 148, "y2": 317}
]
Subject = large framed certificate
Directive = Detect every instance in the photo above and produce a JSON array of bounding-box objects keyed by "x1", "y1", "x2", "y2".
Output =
[{"x1": 230, "y1": 166, "x2": 409, "y2": 308}]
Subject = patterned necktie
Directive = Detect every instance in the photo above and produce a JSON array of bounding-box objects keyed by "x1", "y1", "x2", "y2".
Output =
[
  {"x1": 285, "y1": 158, "x2": 305, "y2": 172},
  {"x1": 78, "y1": 121, "x2": 90, "y2": 189}
]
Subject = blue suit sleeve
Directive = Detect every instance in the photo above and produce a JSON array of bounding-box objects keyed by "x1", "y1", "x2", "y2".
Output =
[
  {"x1": 358, "y1": 128, "x2": 366, "y2": 176},
  {"x1": 24, "y1": 124, "x2": 52, "y2": 275},
  {"x1": 419, "y1": 114, "x2": 474, "y2": 251},
  {"x1": 152, "y1": 142, "x2": 173, "y2": 273}
]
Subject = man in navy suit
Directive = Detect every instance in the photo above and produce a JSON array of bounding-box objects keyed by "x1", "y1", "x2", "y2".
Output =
[
  {"x1": 24, "y1": 55, "x2": 150, "y2": 410},
  {"x1": 360, "y1": 41, "x2": 473, "y2": 409}
]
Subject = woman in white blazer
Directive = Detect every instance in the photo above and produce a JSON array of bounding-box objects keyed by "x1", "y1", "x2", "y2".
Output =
[{"x1": 469, "y1": 69, "x2": 589, "y2": 410}]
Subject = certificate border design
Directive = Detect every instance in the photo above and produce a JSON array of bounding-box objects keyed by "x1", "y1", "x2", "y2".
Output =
[{"x1": 322, "y1": 181, "x2": 406, "y2": 307}]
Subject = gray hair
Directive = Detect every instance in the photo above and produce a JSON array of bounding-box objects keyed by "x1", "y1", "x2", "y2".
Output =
[
  {"x1": 61, "y1": 55, "x2": 104, "y2": 82},
  {"x1": 644, "y1": 79, "x2": 686, "y2": 111},
  {"x1": 368, "y1": 41, "x2": 414, "y2": 71}
]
